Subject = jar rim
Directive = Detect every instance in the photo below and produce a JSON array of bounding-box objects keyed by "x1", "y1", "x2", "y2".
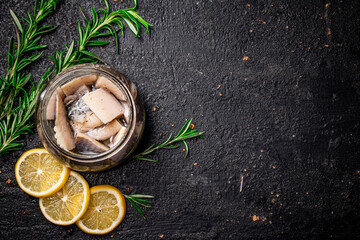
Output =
[{"x1": 38, "y1": 63, "x2": 135, "y2": 163}]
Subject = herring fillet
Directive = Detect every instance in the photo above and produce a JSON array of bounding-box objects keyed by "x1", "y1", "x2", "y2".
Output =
[
  {"x1": 82, "y1": 111, "x2": 103, "y2": 129},
  {"x1": 54, "y1": 88, "x2": 75, "y2": 151},
  {"x1": 82, "y1": 88, "x2": 124, "y2": 124},
  {"x1": 75, "y1": 84, "x2": 91, "y2": 96},
  {"x1": 86, "y1": 119, "x2": 122, "y2": 141},
  {"x1": 111, "y1": 124, "x2": 128, "y2": 147},
  {"x1": 122, "y1": 102, "x2": 131, "y2": 124},
  {"x1": 75, "y1": 133, "x2": 109, "y2": 153},
  {"x1": 64, "y1": 95, "x2": 78, "y2": 105},
  {"x1": 46, "y1": 88, "x2": 64, "y2": 120},
  {"x1": 71, "y1": 111, "x2": 103, "y2": 133},
  {"x1": 61, "y1": 75, "x2": 97, "y2": 96},
  {"x1": 95, "y1": 76, "x2": 127, "y2": 101},
  {"x1": 46, "y1": 91, "x2": 57, "y2": 120}
]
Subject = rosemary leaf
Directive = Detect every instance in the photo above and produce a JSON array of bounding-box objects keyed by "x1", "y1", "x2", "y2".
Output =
[
  {"x1": 9, "y1": 9, "x2": 23, "y2": 33},
  {"x1": 125, "y1": 194, "x2": 154, "y2": 219}
]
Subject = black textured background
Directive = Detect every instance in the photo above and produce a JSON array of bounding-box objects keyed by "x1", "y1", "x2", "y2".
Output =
[{"x1": 1, "y1": 0, "x2": 360, "y2": 239}]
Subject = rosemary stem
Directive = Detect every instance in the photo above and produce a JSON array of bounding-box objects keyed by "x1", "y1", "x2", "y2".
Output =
[
  {"x1": 6, "y1": 0, "x2": 56, "y2": 83},
  {"x1": 133, "y1": 119, "x2": 205, "y2": 162}
]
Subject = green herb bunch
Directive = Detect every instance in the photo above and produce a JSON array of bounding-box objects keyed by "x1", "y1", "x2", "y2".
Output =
[
  {"x1": 51, "y1": 0, "x2": 152, "y2": 75},
  {"x1": 0, "y1": 0, "x2": 60, "y2": 153}
]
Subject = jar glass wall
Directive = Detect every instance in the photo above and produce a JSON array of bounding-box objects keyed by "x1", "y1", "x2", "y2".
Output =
[{"x1": 36, "y1": 63, "x2": 144, "y2": 171}]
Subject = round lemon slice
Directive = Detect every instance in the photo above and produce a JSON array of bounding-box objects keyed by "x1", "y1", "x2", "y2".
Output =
[
  {"x1": 15, "y1": 148, "x2": 70, "y2": 198},
  {"x1": 39, "y1": 171, "x2": 90, "y2": 225},
  {"x1": 76, "y1": 185, "x2": 126, "y2": 235}
]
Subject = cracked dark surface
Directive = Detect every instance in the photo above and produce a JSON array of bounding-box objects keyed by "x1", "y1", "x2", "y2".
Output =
[{"x1": 0, "y1": 0, "x2": 360, "y2": 239}]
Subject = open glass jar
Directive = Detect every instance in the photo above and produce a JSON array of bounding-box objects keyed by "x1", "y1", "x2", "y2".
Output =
[{"x1": 36, "y1": 63, "x2": 144, "y2": 171}]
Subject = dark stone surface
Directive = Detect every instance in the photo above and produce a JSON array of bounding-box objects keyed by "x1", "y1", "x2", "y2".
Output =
[{"x1": 0, "y1": 0, "x2": 360, "y2": 239}]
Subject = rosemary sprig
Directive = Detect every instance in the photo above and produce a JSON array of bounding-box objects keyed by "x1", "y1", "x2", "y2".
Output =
[
  {"x1": 50, "y1": 0, "x2": 153, "y2": 75},
  {"x1": 0, "y1": 0, "x2": 60, "y2": 154},
  {"x1": 125, "y1": 194, "x2": 154, "y2": 219},
  {"x1": 133, "y1": 119, "x2": 205, "y2": 162},
  {"x1": 1, "y1": 0, "x2": 59, "y2": 113}
]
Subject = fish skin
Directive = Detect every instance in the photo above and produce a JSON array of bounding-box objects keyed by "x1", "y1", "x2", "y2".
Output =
[
  {"x1": 54, "y1": 88, "x2": 75, "y2": 151},
  {"x1": 75, "y1": 133, "x2": 109, "y2": 153},
  {"x1": 86, "y1": 119, "x2": 122, "y2": 141}
]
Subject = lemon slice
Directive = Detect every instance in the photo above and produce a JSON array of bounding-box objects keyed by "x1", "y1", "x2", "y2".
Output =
[
  {"x1": 76, "y1": 185, "x2": 126, "y2": 235},
  {"x1": 15, "y1": 148, "x2": 70, "y2": 197},
  {"x1": 39, "y1": 171, "x2": 90, "y2": 225}
]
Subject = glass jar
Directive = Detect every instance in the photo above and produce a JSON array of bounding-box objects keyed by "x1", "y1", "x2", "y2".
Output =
[{"x1": 36, "y1": 63, "x2": 145, "y2": 171}]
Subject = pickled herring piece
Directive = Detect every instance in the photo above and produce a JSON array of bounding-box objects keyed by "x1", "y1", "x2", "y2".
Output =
[
  {"x1": 82, "y1": 88, "x2": 124, "y2": 124},
  {"x1": 71, "y1": 123, "x2": 91, "y2": 133},
  {"x1": 64, "y1": 95, "x2": 78, "y2": 106},
  {"x1": 54, "y1": 88, "x2": 75, "y2": 151},
  {"x1": 75, "y1": 84, "x2": 91, "y2": 96},
  {"x1": 95, "y1": 76, "x2": 127, "y2": 101},
  {"x1": 75, "y1": 133, "x2": 109, "y2": 153},
  {"x1": 71, "y1": 111, "x2": 103, "y2": 133},
  {"x1": 83, "y1": 111, "x2": 103, "y2": 128},
  {"x1": 111, "y1": 124, "x2": 128, "y2": 147},
  {"x1": 86, "y1": 119, "x2": 122, "y2": 141},
  {"x1": 46, "y1": 92, "x2": 56, "y2": 120},
  {"x1": 46, "y1": 88, "x2": 64, "y2": 120},
  {"x1": 61, "y1": 75, "x2": 97, "y2": 96},
  {"x1": 122, "y1": 102, "x2": 131, "y2": 124}
]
